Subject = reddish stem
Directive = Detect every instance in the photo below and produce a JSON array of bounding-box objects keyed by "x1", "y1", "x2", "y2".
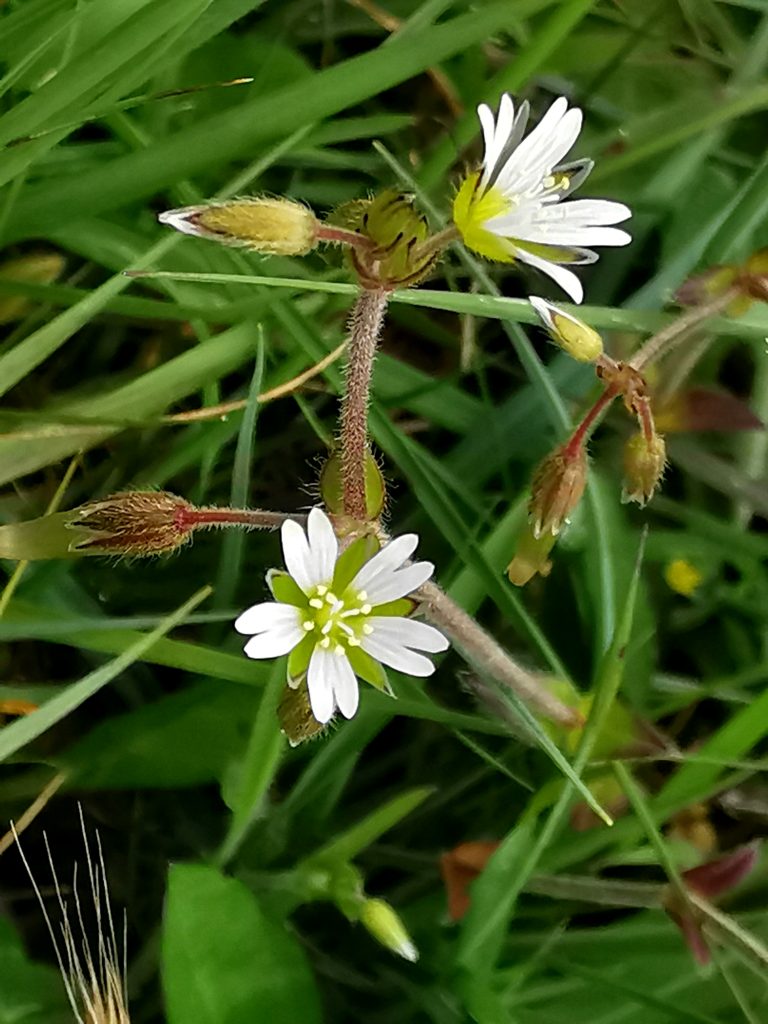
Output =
[
  {"x1": 175, "y1": 506, "x2": 302, "y2": 532},
  {"x1": 634, "y1": 397, "x2": 656, "y2": 443},
  {"x1": 563, "y1": 387, "x2": 619, "y2": 458},
  {"x1": 315, "y1": 224, "x2": 374, "y2": 250}
]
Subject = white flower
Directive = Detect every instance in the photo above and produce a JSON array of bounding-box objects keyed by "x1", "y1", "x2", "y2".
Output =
[
  {"x1": 234, "y1": 508, "x2": 449, "y2": 725},
  {"x1": 453, "y1": 94, "x2": 631, "y2": 303}
]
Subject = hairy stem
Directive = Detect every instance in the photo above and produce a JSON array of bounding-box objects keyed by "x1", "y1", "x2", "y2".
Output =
[
  {"x1": 179, "y1": 506, "x2": 305, "y2": 532},
  {"x1": 340, "y1": 288, "x2": 389, "y2": 519},
  {"x1": 416, "y1": 580, "x2": 580, "y2": 727},
  {"x1": 630, "y1": 291, "x2": 736, "y2": 371}
]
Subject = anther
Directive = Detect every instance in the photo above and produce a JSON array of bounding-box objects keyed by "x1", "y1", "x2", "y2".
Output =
[
  {"x1": 302, "y1": 621, "x2": 314, "y2": 631},
  {"x1": 362, "y1": 624, "x2": 374, "y2": 635},
  {"x1": 309, "y1": 598, "x2": 323, "y2": 609},
  {"x1": 316, "y1": 585, "x2": 328, "y2": 596},
  {"x1": 360, "y1": 603, "x2": 372, "y2": 615},
  {"x1": 320, "y1": 636, "x2": 331, "y2": 649},
  {"x1": 334, "y1": 645, "x2": 345, "y2": 656}
]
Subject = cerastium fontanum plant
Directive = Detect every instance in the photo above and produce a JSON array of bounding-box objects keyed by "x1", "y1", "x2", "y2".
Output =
[
  {"x1": 1, "y1": 93, "x2": 765, "y2": 746},
  {"x1": 13, "y1": 808, "x2": 130, "y2": 1024}
]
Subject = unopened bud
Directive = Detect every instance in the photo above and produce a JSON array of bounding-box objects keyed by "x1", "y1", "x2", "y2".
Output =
[
  {"x1": 69, "y1": 491, "x2": 196, "y2": 555},
  {"x1": 278, "y1": 681, "x2": 327, "y2": 746},
  {"x1": 675, "y1": 265, "x2": 738, "y2": 308},
  {"x1": 0, "y1": 491, "x2": 194, "y2": 560},
  {"x1": 0, "y1": 252, "x2": 66, "y2": 324},
  {"x1": 360, "y1": 898, "x2": 419, "y2": 962},
  {"x1": 622, "y1": 432, "x2": 666, "y2": 506},
  {"x1": 158, "y1": 196, "x2": 319, "y2": 255},
  {"x1": 528, "y1": 296, "x2": 603, "y2": 362},
  {"x1": 506, "y1": 525, "x2": 556, "y2": 586},
  {"x1": 319, "y1": 450, "x2": 386, "y2": 521},
  {"x1": 529, "y1": 444, "x2": 587, "y2": 538}
]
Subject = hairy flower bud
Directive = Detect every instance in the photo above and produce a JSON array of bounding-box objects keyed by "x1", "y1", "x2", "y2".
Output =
[
  {"x1": 277, "y1": 681, "x2": 327, "y2": 746},
  {"x1": 622, "y1": 431, "x2": 666, "y2": 506},
  {"x1": 0, "y1": 491, "x2": 195, "y2": 560},
  {"x1": 68, "y1": 491, "x2": 196, "y2": 555},
  {"x1": 159, "y1": 196, "x2": 319, "y2": 255},
  {"x1": 529, "y1": 444, "x2": 587, "y2": 538},
  {"x1": 528, "y1": 296, "x2": 603, "y2": 362},
  {"x1": 360, "y1": 898, "x2": 418, "y2": 962}
]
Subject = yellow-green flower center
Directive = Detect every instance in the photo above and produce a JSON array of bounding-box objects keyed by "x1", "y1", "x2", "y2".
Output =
[
  {"x1": 452, "y1": 172, "x2": 518, "y2": 262},
  {"x1": 302, "y1": 583, "x2": 373, "y2": 654}
]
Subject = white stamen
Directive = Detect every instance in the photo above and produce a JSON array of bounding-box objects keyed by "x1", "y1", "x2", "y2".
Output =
[
  {"x1": 309, "y1": 598, "x2": 323, "y2": 609},
  {"x1": 302, "y1": 621, "x2": 314, "y2": 631}
]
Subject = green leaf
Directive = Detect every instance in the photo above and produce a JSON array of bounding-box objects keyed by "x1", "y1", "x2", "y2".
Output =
[
  {"x1": 162, "y1": 864, "x2": 322, "y2": 1024},
  {"x1": 58, "y1": 682, "x2": 260, "y2": 789}
]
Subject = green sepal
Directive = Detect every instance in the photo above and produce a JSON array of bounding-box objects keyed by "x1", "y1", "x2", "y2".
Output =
[
  {"x1": 346, "y1": 647, "x2": 392, "y2": 695},
  {"x1": 369, "y1": 597, "x2": 415, "y2": 617},
  {"x1": 333, "y1": 535, "x2": 380, "y2": 593},
  {"x1": 319, "y1": 451, "x2": 386, "y2": 520},
  {"x1": 515, "y1": 240, "x2": 589, "y2": 265},
  {"x1": 288, "y1": 634, "x2": 315, "y2": 683},
  {"x1": 267, "y1": 570, "x2": 308, "y2": 608}
]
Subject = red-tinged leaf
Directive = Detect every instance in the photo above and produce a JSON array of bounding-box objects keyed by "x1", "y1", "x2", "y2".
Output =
[
  {"x1": 682, "y1": 843, "x2": 760, "y2": 901},
  {"x1": 655, "y1": 388, "x2": 764, "y2": 434},
  {"x1": 440, "y1": 840, "x2": 500, "y2": 922}
]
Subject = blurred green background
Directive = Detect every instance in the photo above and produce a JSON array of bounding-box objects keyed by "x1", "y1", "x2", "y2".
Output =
[{"x1": 1, "y1": 0, "x2": 768, "y2": 1021}]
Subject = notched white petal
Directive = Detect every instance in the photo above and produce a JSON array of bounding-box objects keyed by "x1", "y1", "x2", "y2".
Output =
[
  {"x1": 333, "y1": 653, "x2": 360, "y2": 719},
  {"x1": 306, "y1": 507, "x2": 338, "y2": 583},
  {"x1": 361, "y1": 634, "x2": 437, "y2": 677},
  {"x1": 351, "y1": 533, "x2": 419, "y2": 591},
  {"x1": 281, "y1": 518, "x2": 314, "y2": 593},
  {"x1": 368, "y1": 616, "x2": 449, "y2": 653},
  {"x1": 244, "y1": 625, "x2": 303, "y2": 659},
  {"x1": 365, "y1": 561, "x2": 434, "y2": 605},
  {"x1": 515, "y1": 248, "x2": 584, "y2": 304},
  {"x1": 234, "y1": 602, "x2": 301, "y2": 635},
  {"x1": 307, "y1": 646, "x2": 336, "y2": 723}
]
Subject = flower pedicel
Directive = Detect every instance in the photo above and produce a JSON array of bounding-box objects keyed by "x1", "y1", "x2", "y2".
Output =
[
  {"x1": 453, "y1": 94, "x2": 631, "y2": 302},
  {"x1": 235, "y1": 508, "x2": 449, "y2": 725}
]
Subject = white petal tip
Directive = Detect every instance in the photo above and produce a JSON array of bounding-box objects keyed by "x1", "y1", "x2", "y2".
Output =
[
  {"x1": 398, "y1": 941, "x2": 419, "y2": 963},
  {"x1": 157, "y1": 208, "x2": 202, "y2": 236}
]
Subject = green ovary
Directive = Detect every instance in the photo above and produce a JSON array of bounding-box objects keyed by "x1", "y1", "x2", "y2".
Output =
[{"x1": 302, "y1": 584, "x2": 372, "y2": 654}]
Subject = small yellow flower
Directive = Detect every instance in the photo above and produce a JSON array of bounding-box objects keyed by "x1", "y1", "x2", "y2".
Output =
[{"x1": 664, "y1": 559, "x2": 703, "y2": 597}]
